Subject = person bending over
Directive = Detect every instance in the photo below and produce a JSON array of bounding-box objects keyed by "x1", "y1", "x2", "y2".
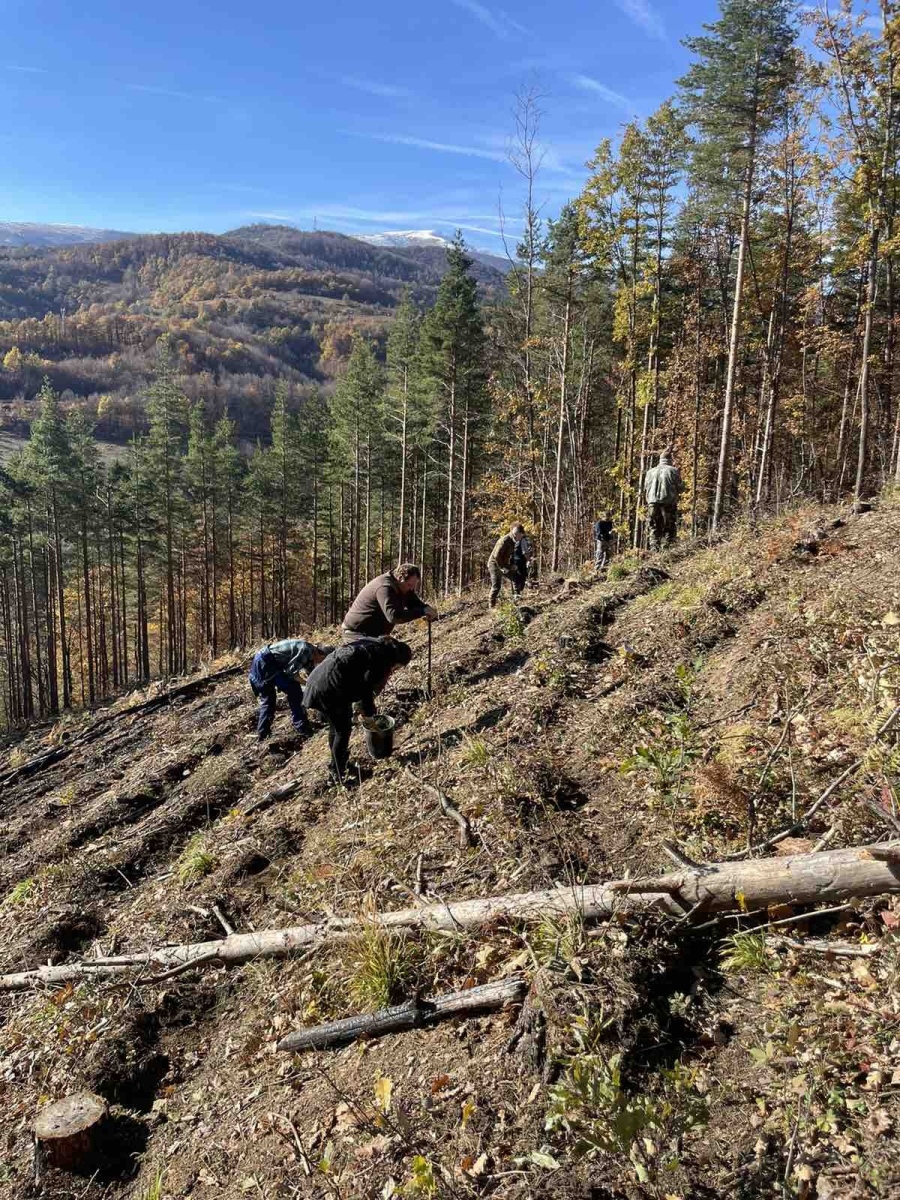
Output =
[
  {"x1": 248, "y1": 638, "x2": 332, "y2": 742},
  {"x1": 303, "y1": 636, "x2": 413, "y2": 782},
  {"x1": 341, "y1": 563, "x2": 437, "y2": 642}
]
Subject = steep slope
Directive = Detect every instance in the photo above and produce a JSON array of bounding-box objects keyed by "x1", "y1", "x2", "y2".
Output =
[{"x1": 3, "y1": 503, "x2": 900, "y2": 1198}]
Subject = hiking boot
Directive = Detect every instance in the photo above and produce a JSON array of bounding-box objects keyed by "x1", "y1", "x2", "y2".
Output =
[{"x1": 257, "y1": 728, "x2": 271, "y2": 743}]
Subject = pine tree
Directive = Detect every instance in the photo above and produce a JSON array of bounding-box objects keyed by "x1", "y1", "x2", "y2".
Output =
[
  {"x1": 331, "y1": 337, "x2": 384, "y2": 593},
  {"x1": 145, "y1": 336, "x2": 187, "y2": 674},
  {"x1": 679, "y1": 0, "x2": 798, "y2": 527},
  {"x1": 386, "y1": 292, "x2": 421, "y2": 564},
  {"x1": 25, "y1": 379, "x2": 76, "y2": 709},
  {"x1": 419, "y1": 236, "x2": 487, "y2": 594}
]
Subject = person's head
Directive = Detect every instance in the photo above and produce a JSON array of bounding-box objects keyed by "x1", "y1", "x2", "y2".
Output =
[
  {"x1": 597, "y1": 510, "x2": 608, "y2": 522},
  {"x1": 659, "y1": 448, "x2": 672, "y2": 465},
  {"x1": 311, "y1": 644, "x2": 334, "y2": 668},
  {"x1": 510, "y1": 522, "x2": 525, "y2": 543},
  {"x1": 395, "y1": 563, "x2": 422, "y2": 595},
  {"x1": 378, "y1": 636, "x2": 413, "y2": 676}
]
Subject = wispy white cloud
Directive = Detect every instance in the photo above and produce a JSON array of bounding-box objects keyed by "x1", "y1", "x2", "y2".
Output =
[
  {"x1": 496, "y1": 8, "x2": 532, "y2": 35},
  {"x1": 349, "y1": 131, "x2": 510, "y2": 163},
  {"x1": 571, "y1": 74, "x2": 634, "y2": 111},
  {"x1": 615, "y1": 0, "x2": 666, "y2": 41},
  {"x1": 128, "y1": 83, "x2": 224, "y2": 104},
  {"x1": 448, "y1": 0, "x2": 527, "y2": 40},
  {"x1": 338, "y1": 75, "x2": 412, "y2": 99},
  {"x1": 246, "y1": 202, "x2": 521, "y2": 238},
  {"x1": 4, "y1": 64, "x2": 50, "y2": 74}
]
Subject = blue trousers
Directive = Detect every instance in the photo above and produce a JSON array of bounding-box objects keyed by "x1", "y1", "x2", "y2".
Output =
[{"x1": 249, "y1": 652, "x2": 310, "y2": 736}]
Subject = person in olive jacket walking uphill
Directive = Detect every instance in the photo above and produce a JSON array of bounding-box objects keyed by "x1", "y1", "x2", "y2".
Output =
[
  {"x1": 487, "y1": 523, "x2": 525, "y2": 608},
  {"x1": 248, "y1": 639, "x2": 331, "y2": 741},
  {"x1": 303, "y1": 636, "x2": 413, "y2": 782},
  {"x1": 341, "y1": 564, "x2": 437, "y2": 642},
  {"x1": 643, "y1": 450, "x2": 684, "y2": 551}
]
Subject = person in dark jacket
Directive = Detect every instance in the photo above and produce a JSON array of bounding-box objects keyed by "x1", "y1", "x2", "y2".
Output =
[
  {"x1": 341, "y1": 564, "x2": 437, "y2": 642},
  {"x1": 248, "y1": 639, "x2": 331, "y2": 741},
  {"x1": 513, "y1": 531, "x2": 533, "y2": 592},
  {"x1": 487, "y1": 523, "x2": 525, "y2": 608},
  {"x1": 303, "y1": 636, "x2": 413, "y2": 781},
  {"x1": 593, "y1": 513, "x2": 614, "y2": 573}
]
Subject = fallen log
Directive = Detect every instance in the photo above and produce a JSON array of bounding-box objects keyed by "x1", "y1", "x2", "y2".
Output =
[
  {"x1": 0, "y1": 665, "x2": 243, "y2": 791},
  {"x1": 243, "y1": 779, "x2": 301, "y2": 817},
  {"x1": 277, "y1": 977, "x2": 525, "y2": 1052},
  {"x1": 3, "y1": 841, "x2": 900, "y2": 992}
]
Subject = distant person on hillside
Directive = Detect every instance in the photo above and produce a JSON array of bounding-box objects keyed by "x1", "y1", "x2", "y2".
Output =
[
  {"x1": 487, "y1": 522, "x2": 525, "y2": 609},
  {"x1": 593, "y1": 513, "x2": 614, "y2": 573},
  {"x1": 303, "y1": 636, "x2": 413, "y2": 782},
  {"x1": 644, "y1": 449, "x2": 684, "y2": 551},
  {"x1": 341, "y1": 564, "x2": 437, "y2": 643},
  {"x1": 248, "y1": 638, "x2": 332, "y2": 742}
]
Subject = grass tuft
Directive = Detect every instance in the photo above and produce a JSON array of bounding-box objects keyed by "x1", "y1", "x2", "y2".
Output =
[
  {"x1": 176, "y1": 834, "x2": 217, "y2": 885},
  {"x1": 721, "y1": 932, "x2": 775, "y2": 974},
  {"x1": 4, "y1": 878, "x2": 36, "y2": 907},
  {"x1": 460, "y1": 736, "x2": 491, "y2": 768},
  {"x1": 349, "y1": 923, "x2": 412, "y2": 1011},
  {"x1": 137, "y1": 1169, "x2": 165, "y2": 1200}
]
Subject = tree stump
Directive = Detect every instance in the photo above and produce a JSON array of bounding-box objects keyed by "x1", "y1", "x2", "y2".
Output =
[{"x1": 34, "y1": 1092, "x2": 108, "y2": 1171}]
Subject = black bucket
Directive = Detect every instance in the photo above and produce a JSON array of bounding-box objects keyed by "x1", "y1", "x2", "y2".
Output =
[{"x1": 363, "y1": 715, "x2": 395, "y2": 760}]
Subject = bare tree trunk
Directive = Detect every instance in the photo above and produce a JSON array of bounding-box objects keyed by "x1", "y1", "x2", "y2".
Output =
[
  {"x1": 7, "y1": 842, "x2": 900, "y2": 992},
  {"x1": 713, "y1": 98, "x2": 758, "y2": 530},
  {"x1": 551, "y1": 295, "x2": 572, "y2": 572}
]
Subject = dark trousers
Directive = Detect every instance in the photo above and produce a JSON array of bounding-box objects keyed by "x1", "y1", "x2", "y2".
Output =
[
  {"x1": 489, "y1": 562, "x2": 521, "y2": 607},
  {"x1": 249, "y1": 652, "x2": 309, "y2": 736},
  {"x1": 512, "y1": 556, "x2": 528, "y2": 593},
  {"x1": 307, "y1": 697, "x2": 352, "y2": 779},
  {"x1": 648, "y1": 503, "x2": 678, "y2": 551}
]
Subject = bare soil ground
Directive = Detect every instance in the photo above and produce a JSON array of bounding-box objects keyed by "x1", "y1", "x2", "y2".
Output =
[{"x1": 3, "y1": 501, "x2": 900, "y2": 1199}]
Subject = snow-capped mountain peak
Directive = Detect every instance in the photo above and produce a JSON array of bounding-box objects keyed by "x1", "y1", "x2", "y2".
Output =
[{"x1": 358, "y1": 230, "x2": 453, "y2": 249}]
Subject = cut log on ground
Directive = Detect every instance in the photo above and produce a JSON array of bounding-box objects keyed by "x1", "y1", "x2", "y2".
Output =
[
  {"x1": 243, "y1": 778, "x2": 301, "y2": 817},
  {"x1": 33, "y1": 1092, "x2": 108, "y2": 1172},
  {"x1": 277, "y1": 978, "x2": 526, "y2": 1052},
  {"x1": 3, "y1": 841, "x2": 900, "y2": 991}
]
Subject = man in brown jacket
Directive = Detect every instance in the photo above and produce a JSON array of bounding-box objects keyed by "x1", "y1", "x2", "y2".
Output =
[
  {"x1": 341, "y1": 563, "x2": 437, "y2": 642},
  {"x1": 487, "y1": 523, "x2": 525, "y2": 609}
]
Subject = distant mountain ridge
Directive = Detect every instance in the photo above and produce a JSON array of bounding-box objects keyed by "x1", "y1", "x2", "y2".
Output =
[
  {"x1": 0, "y1": 223, "x2": 507, "y2": 445},
  {"x1": 0, "y1": 222, "x2": 135, "y2": 248},
  {"x1": 359, "y1": 229, "x2": 511, "y2": 274},
  {"x1": 0, "y1": 220, "x2": 512, "y2": 273}
]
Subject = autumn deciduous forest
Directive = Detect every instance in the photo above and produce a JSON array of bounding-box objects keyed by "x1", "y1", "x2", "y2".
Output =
[{"x1": 2, "y1": 0, "x2": 899, "y2": 728}]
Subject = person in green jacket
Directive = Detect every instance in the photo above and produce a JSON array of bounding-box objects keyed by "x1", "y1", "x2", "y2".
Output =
[
  {"x1": 487, "y1": 523, "x2": 525, "y2": 608},
  {"x1": 644, "y1": 450, "x2": 684, "y2": 551}
]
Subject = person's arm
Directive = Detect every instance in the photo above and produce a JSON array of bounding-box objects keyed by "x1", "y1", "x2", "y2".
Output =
[
  {"x1": 377, "y1": 579, "x2": 403, "y2": 628},
  {"x1": 285, "y1": 641, "x2": 314, "y2": 676},
  {"x1": 358, "y1": 663, "x2": 388, "y2": 716},
  {"x1": 392, "y1": 589, "x2": 426, "y2": 624}
]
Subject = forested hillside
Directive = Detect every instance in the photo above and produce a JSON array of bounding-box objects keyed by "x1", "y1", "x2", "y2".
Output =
[
  {"x1": 0, "y1": 226, "x2": 504, "y2": 444},
  {"x1": 2, "y1": 0, "x2": 900, "y2": 730}
]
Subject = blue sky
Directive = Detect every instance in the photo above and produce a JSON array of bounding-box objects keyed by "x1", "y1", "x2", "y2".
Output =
[{"x1": 3, "y1": 0, "x2": 723, "y2": 249}]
